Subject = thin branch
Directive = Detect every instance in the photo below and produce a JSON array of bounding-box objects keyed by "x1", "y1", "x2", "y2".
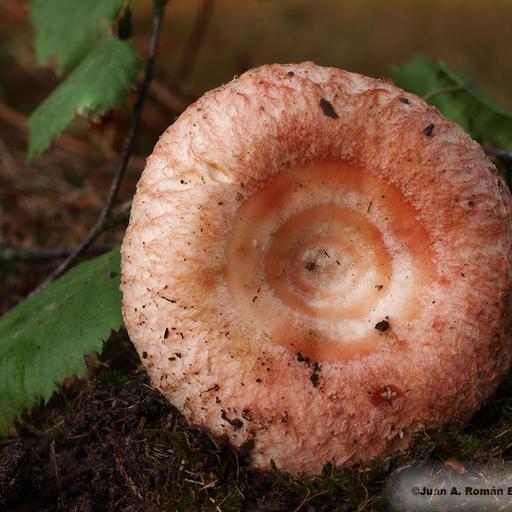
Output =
[
  {"x1": 33, "y1": 1, "x2": 168, "y2": 292},
  {"x1": 173, "y1": 0, "x2": 215, "y2": 85},
  {"x1": 0, "y1": 244, "x2": 114, "y2": 263},
  {"x1": 422, "y1": 85, "x2": 464, "y2": 102},
  {"x1": 49, "y1": 439, "x2": 64, "y2": 510},
  {"x1": 483, "y1": 145, "x2": 512, "y2": 164},
  {"x1": 1, "y1": 202, "x2": 130, "y2": 264}
]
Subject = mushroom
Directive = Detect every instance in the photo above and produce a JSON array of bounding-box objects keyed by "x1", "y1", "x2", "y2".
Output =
[{"x1": 121, "y1": 62, "x2": 512, "y2": 476}]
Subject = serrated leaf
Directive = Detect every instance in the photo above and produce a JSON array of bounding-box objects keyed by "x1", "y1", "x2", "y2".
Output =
[
  {"x1": 30, "y1": 0, "x2": 126, "y2": 74},
  {"x1": 0, "y1": 250, "x2": 122, "y2": 436},
  {"x1": 392, "y1": 56, "x2": 512, "y2": 148},
  {"x1": 28, "y1": 36, "x2": 141, "y2": 162}
]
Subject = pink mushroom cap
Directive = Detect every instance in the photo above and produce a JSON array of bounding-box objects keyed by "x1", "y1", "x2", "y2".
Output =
[{"x1": 121, "y1": 62, "x2": 512, "y2": 476}]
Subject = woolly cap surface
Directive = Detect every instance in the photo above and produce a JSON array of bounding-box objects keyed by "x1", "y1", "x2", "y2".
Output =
[{"x1": 121, "y1": 62, "x2": 512, "y2": 476}]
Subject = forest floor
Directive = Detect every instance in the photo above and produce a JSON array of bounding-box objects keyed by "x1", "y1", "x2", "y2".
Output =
[
  {"x1": 2, "y1": 328, "x2": 512, "y2": 512},
  {"x1": 1, "y1": 328, "x2": 512, "y2": 511}
]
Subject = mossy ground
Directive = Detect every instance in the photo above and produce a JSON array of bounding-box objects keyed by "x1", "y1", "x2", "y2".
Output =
[{"x1": 2, "y1": 331, "x2": 512, "y2": 512}]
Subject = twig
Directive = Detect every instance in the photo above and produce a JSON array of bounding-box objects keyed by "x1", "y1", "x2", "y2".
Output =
[
  {"x1": 113, "y1": 453, "x2": 144, "y2": 501},
  {"x1": 483, "y1": 145, "x2": 512, "y2": 164},
  {"x1": 422, "y1": 85, "x2": 464, "y2": 102},
  {"x1": 50, "y1": 439, "x2": 64, "y2": 510},
  {"x1": 1, "y1": 201, "x2": 130, "y2": 263},
  {"x1": 33, "y1": 1, "x2": 168, "y2": 292},
  {"x1": 173, "y1": 0, "x2": 215, "y2": 85},
  {"x1": 0, "y1": 244, "x2": 114, "y2": 263},
  {"x1": 483, "y1": 145, "x2": 512, "y2": 187},
  {"x1": 107, "y1": 434, "x2": 144, "y2": 502},
  {"x1": 293, "y1": 489, "x2": 329, "y2": 512}
]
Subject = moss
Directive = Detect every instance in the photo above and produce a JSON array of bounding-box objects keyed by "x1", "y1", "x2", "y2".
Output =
[{"x1": 2, "y1": 333, "x2": 512, "y2": 511}]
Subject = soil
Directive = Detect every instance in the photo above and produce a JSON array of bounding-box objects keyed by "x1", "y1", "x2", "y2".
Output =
[
  {"x1": 0, "y1": 335, "x2": 393, "y2": 512},
  {"x1": 1, "y1": 329, "x2": 512, "y2": 511}
]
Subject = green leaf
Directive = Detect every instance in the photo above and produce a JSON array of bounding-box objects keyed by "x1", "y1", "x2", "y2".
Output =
[
  {"x1": 27, "y1": 36, "x2": 141, "y2": 162},
  {"x1": 392, "y1": 56, "x2": 444, "y2": 98},
  {"x1": 437, "y1": 62, "x2": 512, "y2": 148},
  {"x1": 30, "y1": 0, "x2": 126, "y2": 74},
  {"x1": 0, "y1": 250, "x2": 122, "y2": 436},
  {"x1": 392, "y1": 56, "x2": 512, "y2": 148},
  {"x1": 438, "y1": 62, "x2": 512, "y2": 118}
]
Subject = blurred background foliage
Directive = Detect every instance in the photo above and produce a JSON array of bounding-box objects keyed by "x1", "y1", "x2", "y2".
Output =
[
  {"x1": 1, "y1": 0, "x2": 511, "y2": 310},
  {"x1": 2, "y1": 0, "x2": 512, "y2": 125},
  {"x1": 153, "y1": 0, "x2": 512, "y2": 106}
]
